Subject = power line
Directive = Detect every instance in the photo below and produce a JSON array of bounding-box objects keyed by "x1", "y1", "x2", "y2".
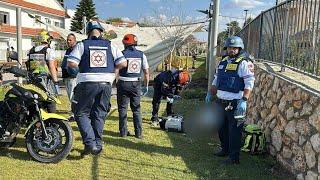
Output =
[
  {"x1": 138, "y1": 19, "x2": 209, "y2": 27},
  {"x1": 219, "y1": 15, "x2": 245, "y2": 20}
]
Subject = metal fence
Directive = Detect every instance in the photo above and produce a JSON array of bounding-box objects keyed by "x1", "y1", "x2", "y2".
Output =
[{"x1": 238, "y1": 0, "x2": 320, "y2": 76}]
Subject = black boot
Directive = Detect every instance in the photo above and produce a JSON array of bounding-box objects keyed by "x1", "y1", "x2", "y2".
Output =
[
  {"x1": 214, "y1": 150, "x2": 228, "y2": 157},
  {"x1": 222, "y1": 158, "x2": 240, "y2": 165}
]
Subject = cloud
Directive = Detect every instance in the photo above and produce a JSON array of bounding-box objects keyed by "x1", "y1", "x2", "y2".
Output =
[
  {"x1": 159, "y1": 14, "x2": 167, "y2": 22},
  {"x1": 121, "y1": 17, "x2": 132, "y2": 22},
  {"x1": 230, "y1": 0, "x2": 265, "y2": 9}
]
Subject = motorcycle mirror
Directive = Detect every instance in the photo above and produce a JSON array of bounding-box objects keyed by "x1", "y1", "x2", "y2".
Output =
[{"x1": 9, "y1": 52, "x2": 18, "y2": 61}]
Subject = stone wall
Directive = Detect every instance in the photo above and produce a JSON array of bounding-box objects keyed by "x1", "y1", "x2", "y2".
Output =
[{"x1": 247, "y1": 65, "x2": 320, "y2": 180}]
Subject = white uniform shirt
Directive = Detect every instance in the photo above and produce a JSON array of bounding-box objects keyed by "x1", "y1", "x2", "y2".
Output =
[
  {"x1": 34, "y1": 45, "x2": 56, "y2": 61},
  {"x1": 142, "y1": 54, "x2": 149, "y2": 70},
  {"x1": 212, "y1": 58, "x2": 255, "y2": 100},
  {"x1": 67, "y1": 41, "x2": 126, "y2": 83}
]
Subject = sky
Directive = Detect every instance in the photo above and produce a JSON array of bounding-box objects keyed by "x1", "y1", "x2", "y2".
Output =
[{"x1": 64, "y1": 0, "x2": 277, "y2": 41}]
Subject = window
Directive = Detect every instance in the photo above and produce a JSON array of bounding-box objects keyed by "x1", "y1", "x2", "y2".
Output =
[
  {"x1": 54, "y1": 21, "x2": 60, "y2": 27},
  {"x1": 45, "y1": 18, "x2": 51, "y2": 25},
  {"x1": 0, "y1": 11, "x2": 9, "y2": 24}
]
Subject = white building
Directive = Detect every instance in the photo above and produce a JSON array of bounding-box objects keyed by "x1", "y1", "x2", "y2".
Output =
[
  {"x1": 0, "y1": 0, "x2": 67, "y2": 60},
  {"x1": 64, "y1": 9, "x2": 75, "y2": 31}
]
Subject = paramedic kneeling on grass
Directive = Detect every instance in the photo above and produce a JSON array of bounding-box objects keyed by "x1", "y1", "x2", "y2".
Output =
[{"x1": 205, "y1": 36, "x2": 255, "y2": 165}]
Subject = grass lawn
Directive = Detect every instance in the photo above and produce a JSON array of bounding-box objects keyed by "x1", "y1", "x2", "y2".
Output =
[{"x1": 0, "y1": 57, "x2": 290, "y2": 179}]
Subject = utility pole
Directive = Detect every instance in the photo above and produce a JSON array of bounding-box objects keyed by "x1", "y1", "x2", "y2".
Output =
[
  {"x1": 197, "y1": 4, "x2": 213, "y2": 78},
  {"x1": 16, "y1": 7, "x2": 22, "y2": 84},
  {"x1": 206, "y1": 2, "x2": 213, "y2": 78},
  {"x1": 244, "y1": 9, "x2": 249, "y2": 27},
  {"x1": 207, "y1": 0, "x2": 220, "y2": 91}
]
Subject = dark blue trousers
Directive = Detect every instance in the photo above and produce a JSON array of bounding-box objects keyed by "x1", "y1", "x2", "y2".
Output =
[
  {"x1": 116, "y1": 80, "x2": 142, "y2": 136},
  {"x1": 72, "y1": 82, "x2": 111, "y2": 149},
  {"x1": 217, "y1": 100, "x2": 243, "y2": 161}
]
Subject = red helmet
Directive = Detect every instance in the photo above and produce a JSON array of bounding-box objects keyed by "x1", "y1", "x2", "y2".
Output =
[
  {"x1": 178, "y1": 71, "x2": 190, "y2": 85},
  {"x1": 122, "y1": 34, "x2": 138, "y2": 46}
]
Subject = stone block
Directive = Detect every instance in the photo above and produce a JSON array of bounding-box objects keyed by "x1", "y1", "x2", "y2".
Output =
[
  {"x1": 310, "y1": 134, "x2": 320, "y2": 153},
  {"x1": 293, "y1": 100, "x2": 303, "y2": 110},
  {"x1": 293, "y1": 88, "x2": 302, "y2": 101},
  {"x1": 304, "y1": 141, "x2": 316, "y2": 169},
  {"x1": 265, "y1": 99, "x2": 273, "y2": 109},
  {"x1": 284, "y1": 121, "x2": 298, "y2": 141},
  {"x1": 282, "y1": 146, "x2": 292, "y2": 159},
  {"x1": 271, "y1": 128, "x2": 282, "y2": 152},
  {"x1": 283, "y1": 135, "x2": 292, "y2": 146},
  {"x1": 269, "y1": 145, "x2": 276, "y2": 156},
  {"x1": 270, "y1": 119, "x2": 277, "y2": 129},
  {"x1": 279, "y1": 96, "x2": 287, "y2": 113},
  {"x1": 296, "y1": 173, "x2": 304, "y2": 180},
  {"x1": 305, "y1": 171, "x2": 317, "y2": 180},
  {"x1": 260, "y1": 109, "x2": 269, "y2": 120},
  {"x1": 309, "y1": 105, "x2": 320, "y2": 132},
  {"x1": 301, "y1": 91, "x2": 309, "y2": 101},
  {"x1": 299, "y1": 136, "x2": 307, "y2": 146},
  {"x1": 301, "y1": 103, "x2": 313, "y2": 116},
  {"x1": 286, "y1": 107, "x2": 294, "y2": 121},
  {"x1": 292, "y1": 143, "x2": 306, "y2": 173},
  {"x1": 296, "y1": 119, "x2": 312, "y2": 136},
  {"x1": 310, "y1": 96, "x2": 319, "y2": 106},
  {"x1": 277, "y1": 114, "x2": 287, "y2": 131}
]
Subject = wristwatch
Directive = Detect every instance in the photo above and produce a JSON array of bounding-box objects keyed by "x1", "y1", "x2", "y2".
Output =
[{"x1": 242, "y1": 96, "x2": 248, "y2": 101}]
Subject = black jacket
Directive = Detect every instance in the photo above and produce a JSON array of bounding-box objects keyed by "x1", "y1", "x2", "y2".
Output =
[{"x1": 154, "y1": 70, "x2": 180, "y2": 97}]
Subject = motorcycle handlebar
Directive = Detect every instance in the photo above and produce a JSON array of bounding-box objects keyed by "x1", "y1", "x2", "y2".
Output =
[{"x1": 6, "y1": 66, "x2": 28, "y2": 78}]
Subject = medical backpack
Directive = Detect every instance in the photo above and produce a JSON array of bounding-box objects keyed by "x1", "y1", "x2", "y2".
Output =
[{"x1": 241, "y1": 124, "x2": 266, "y2": 154}]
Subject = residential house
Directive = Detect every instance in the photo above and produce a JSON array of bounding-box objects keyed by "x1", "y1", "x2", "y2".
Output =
[{"x1": 0, "y1": 0, "x2": 67, "y2": 60}]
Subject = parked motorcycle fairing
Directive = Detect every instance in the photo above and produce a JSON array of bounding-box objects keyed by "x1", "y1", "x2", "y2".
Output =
[{"x1": 0, "y1": 65, "x2": 73, "y2": 163}]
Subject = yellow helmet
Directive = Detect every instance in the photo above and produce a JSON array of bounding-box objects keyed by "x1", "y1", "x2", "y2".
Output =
[{"x1": 39, "y1": 30, "x2": 52, "y2": 43}]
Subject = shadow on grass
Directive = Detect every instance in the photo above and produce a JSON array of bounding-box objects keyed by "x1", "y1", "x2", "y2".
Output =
[
  {"x1": 0, "y1": 148, "x2": 31, "y2": 161},
  {"x1": 103, "y1": 135, "x2": 182, "y2": 157},
  {"x1": 0, "y1": 137, "x2": 31, "y2": 161},
  {"x1": 105, "y1": 156, "x2": 189, "y2": 174}
]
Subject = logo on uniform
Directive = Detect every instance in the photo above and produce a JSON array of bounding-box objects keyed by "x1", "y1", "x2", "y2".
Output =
[
  {"x1": 230, "y1": 39, "x2": 235, "y2": 43},
  {"x1": 127, "y1": 58, "x2": 141, "y2": 74},
  {"x1": 90, "y1": 50, "x2": 107, "y2": 68}
]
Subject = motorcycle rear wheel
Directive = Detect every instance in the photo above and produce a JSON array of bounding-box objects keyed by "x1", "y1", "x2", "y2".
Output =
[{"x1": 25, "y1": 119, "x2": 73, "y2": 163}]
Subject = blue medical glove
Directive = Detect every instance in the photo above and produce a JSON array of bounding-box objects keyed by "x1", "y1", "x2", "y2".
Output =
[
  {"x1": 173, "y1": 95, "x2": 181, "y2": 100},
  {"x1": 205, "y1": 91, "x2": 213, "y2": 103},
  {"x1": 54, "y1": 82, "x2": 61, "y2": 95},
  {"x1": 166, "y1": 97, "x2": 174, "y2": 104},
  {"x1": 234, "y1": 99, "x2": 247, "y2": 119},
  {"x1": 67, "y1": 67, "x2": 79, "y2": 77},
  {"x1": 141, "y1": 86, "x2": 148, "y2": 96}
]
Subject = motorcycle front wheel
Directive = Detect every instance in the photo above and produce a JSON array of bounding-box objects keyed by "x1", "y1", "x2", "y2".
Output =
[{"x1": 25, "y1": 119, "x2": 73, "y2": 163}]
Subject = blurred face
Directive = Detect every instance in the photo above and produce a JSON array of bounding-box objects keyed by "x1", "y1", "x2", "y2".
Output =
[
  {"x1": 227, "y1": 47, "x2": 240, "y2": 57},
  {"x1": 67, "y1": 35, "x2": 76, "y2": 48}
]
